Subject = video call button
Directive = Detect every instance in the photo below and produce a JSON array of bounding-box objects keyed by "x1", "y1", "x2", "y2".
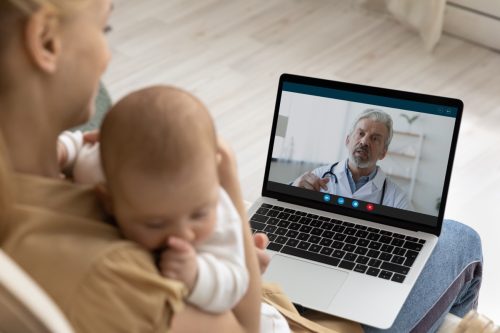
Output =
[
  {"x1": 352, "y1": 200, "x2": 359, "y2": 208},
  {"x1": 337, "y1": 197, "x2": 345, "y2": 205},
  {"x1": 323, "y1": 194, "x2": 331, "y2": 202}
]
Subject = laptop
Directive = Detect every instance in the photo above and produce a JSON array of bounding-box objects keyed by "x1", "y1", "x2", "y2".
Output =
[{"x1": 247, "y1": 73, "x2": 463, "y2": 329}]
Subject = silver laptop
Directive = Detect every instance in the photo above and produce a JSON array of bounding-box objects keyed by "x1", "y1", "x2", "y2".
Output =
[{"x1": 248, "y1": 74, "x2": 463, "y2": 329}]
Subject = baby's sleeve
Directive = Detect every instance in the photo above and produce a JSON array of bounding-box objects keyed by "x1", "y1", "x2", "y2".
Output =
[{"x1": 187, "y1": 188, "x2": 249, "y2": 313}]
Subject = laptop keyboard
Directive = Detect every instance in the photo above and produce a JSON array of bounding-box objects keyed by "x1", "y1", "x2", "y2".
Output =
[{"x1": 250, "y1": 203, "x2": 426, "y2": 283}]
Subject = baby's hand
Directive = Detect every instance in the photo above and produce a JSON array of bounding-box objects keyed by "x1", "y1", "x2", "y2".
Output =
[{"x1": 159, "y1": 237, "x2": 198, "y2": 292}]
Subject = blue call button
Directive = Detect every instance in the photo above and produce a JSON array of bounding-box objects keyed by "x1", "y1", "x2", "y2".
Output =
[
  {"x1": 352, "y1": 200, "x2": 359, "y2": 208},
  {"x1": 337, "y1": 197, "x2": 345, "y2": 205},
  {"x1": 323, "y1": 194, "x2": 331, "y2": 202}
]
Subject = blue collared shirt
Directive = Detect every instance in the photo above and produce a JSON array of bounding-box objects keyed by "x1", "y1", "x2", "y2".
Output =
[{"x1": 345, "y1": 159, "x2": 378, "y2": 193}]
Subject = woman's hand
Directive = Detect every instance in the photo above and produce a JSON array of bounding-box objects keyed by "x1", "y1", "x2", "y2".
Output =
[{"x1": 253, "y1": 233, "x2": 271, "y2": 274}]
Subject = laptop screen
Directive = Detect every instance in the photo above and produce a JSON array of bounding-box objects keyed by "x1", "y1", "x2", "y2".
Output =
[{"x1": 263, "y1": 74, "x2": 462, "y2": 233}]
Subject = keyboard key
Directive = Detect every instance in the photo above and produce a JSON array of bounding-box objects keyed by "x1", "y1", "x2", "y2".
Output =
[
  {"x1": 368, "y1": 259, "x2": 382, "y2": 268},
  {"x1": 367, "y1": 250, "x2": 381, "y2": 258},
  {"x1": 256, "y1": 207, "x2": 269, "y2": 215},
  {"x1": 379, "y1": 230, "x2": 393, "y2": 236},
  {"x1": 405, "y1": 250, "x2": 418, "y2": 259},
  {"x1": 286, "y1": 239, "x2": 299, "y2": 247},
  {"x1": 367, "y1": 233, "x2": 380, "y2": 241},
  {"x1": 288, "y1": 215, "x2": 301, "y2": 222},
  {"x1": 354, "y1": 225, "x2": 368, "y2": 230},
  {"x1": 345, "y1": 236, "x2": 358, "y2": 244},
  {"x1": 284, "y1": 208, "x2": 296, "y2": 214},
  {"x1": 367, "y1": 267, "x2": 380, "y2": 276},
  {"x1": 344, "y1": 253, "x2": 357, "y2": 262},
  {"x1": 343, "y1": 222, "x2": 355, "y2": 228},
  {"x1": 250, "y1": 220, "x2": 265, "y2": 231},
  {"x1": 310, "y1": 220, "x2": 323, "y2": 228},
  {"x1": 403, "y1": 241, "x2": 423, "y2": 251},
  {"x1": 309, "y1": 236, "x2": 321, "y2": 244},
  {"x1": 267, "y1": 210, "x2": 280, "y2": 217},
  {"x1": 289, "y1": 223, "x2": 301, "y2": 230},
  {"x1": 299, "y1": 225, "x2": 312, "y2": 233},
  {"x1": 355, "y1": 247, "x2": 368, "y2": 255},
  {"x1": 267, "y1": 243, "x2": 282, "y2": 252},
  {"x1": 391, "y1": 256, "x2": 405, "y2": 265},
  {"x1": 392, "y1": 274, "x2": 406, "y2": 283},
  {"x1": 319, "y1": 238, "x2": 333, "y2": 247},
  {"x1": 381, "y1": 244, "x2": 394, "y2": 253},
  {"x1": 322, "y1": 231, "x2": 335, "y2": 239},
  {"x1": 311, "y1": 228, "x2": 323, "y2": 236},
  {"x1": 379, "y1": 236, "x2": 392, "y2": 244},
  {"x1": 333, "y1": 234, "x2": 346, "y2": 241},
  {"x1": 261, "y1": 203, "x2": 273, "y2": 208},
  {"x1": 418, "y1": 239, "x2": 426, "y2": 244},
  {"x1": 318, "y1": 216, "x2": 330, "y2": 221},
  {"x1": 251, "y1": 214, "x2": 269, "y2": 223},
  {"x1": 368, "y1": 241, "x2": 382, "y2": 250},
  {"x1": 277, "y1": 220, "x2": 290, "y2": 228},
  {"x1": 393, "y1": 233, "x2": 405, "y2": 239},
  {"x1": 300, "y1": 217, "x2": 312, "y2": 224},
  {"x1": 356, "y1": 239, "x2": 370, "y2": 247},
  {"x1": 356, "y1": 256, "x2": 369, "y2": 264},
  {"x1": 339, "y1": 260, "x2": 356, "y2": 270},
  {"x1": 380, "y1": 262, "x2": 409, "y2": 275},
  {"x1": 403, "y1": 257, "x2": 416, "y2": 267},
  {"x1": 295, "y1": 211, "x2": 306, "y2": 216},
  {"x1": 275, "y1": 236, "x2": 288, "y2": 244},
  {"x1": 345, "y1": 228, "x2": 356, "y2": 235},
  {"x1": 332, "y1": 241, "x2": 344, "y2": 249},
  {"x1": 273, "y1": 206, "x2": 284, "y2": 211},
  {"x1": 296, "y1": 233, "x2": 310, "y2": 241},
  {"x1": 281, "y1": 246, "x2": 340, "y2": 267},
  {"x1": 392, "y1": 247, "x2": 406, "y2": 256},
  {"x1": 268, "y1": 234, "x2": 277, "y2": 242},
  {"x1": 268, "y1": 217, "x2": 279, "y2": 225},
  {"x1": 333, "y1": 250, "x2": 346, "y2": 259},
  {"x1": 320, "y1": 247, "x2": 333, "y2": 256},
  {"x1": 379, "y1": 253, "x2": 392, "y2": 261},
  {"x1": 298, "y1": 241, "x2": 310, "y2": 250},
  {"x1": 309, "y1": 244, "x2": 322, "y2": 253},
  {"x1": 307, "y1": 213, "x2": 319, "y2": 219},
  {"x1": 367, "y1": 227, "x2": 379, "y2": 233},
  {"x1": 333, "y1": 225, "x2": 346, "y2": 233},
  {"x1": 354, "y1": 264, "x2": 368, "y2": 273},
  {"x1": 391, "y1": 238, "x2": 405, "y2": 247},
  {"x1": 264, "y1": 225, "x2": 277, "y2": 233},
  {"x1": 405, "y1": 236, "x2": 419, "y2": 242},
  {"x1": 343, "y1": 244, "x2": 356, "y2": 253},
  {"x1": 379, "y1": 270, "x2": 393, "y2": 280},
  {"x1": 355, "y1": 230, "x2": 368, "y2": 238},
  {"x1": 277, "y1": 212, "x2": 290, "y2": 220},
  {"x1": 275, "y1": 228, "x2": 287, "y2": 235},
  {"x1": 321, "y1": 222, "x2": 334, "y2": 231},
  {"x1": 286, "y1": 230, "x2": 299, "y2": 238}
]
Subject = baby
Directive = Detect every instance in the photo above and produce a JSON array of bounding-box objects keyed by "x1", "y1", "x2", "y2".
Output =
[
  {"x1": 60, "y1": 86, "x2": 247, "y2": 313},
  {"x1": 59, "y1": 86, "x2": 290, "y2": 332}
]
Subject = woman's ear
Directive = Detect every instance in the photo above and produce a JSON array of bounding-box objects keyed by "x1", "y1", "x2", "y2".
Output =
[
  {"x1": 24, "y1": 7, "x2": 62, "y2": 73},
  {"x1": 95, "y1": 183, "x2": 114, "y2": 215}
]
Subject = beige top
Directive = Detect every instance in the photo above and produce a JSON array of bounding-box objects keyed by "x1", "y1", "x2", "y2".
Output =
[{"x1": 1, "y1": 174, "x2": 187, "y2": 333}]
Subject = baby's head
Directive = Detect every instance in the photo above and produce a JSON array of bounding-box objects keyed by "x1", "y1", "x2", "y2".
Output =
[{"x1": 99, "y1": 86, "x2": 219, "y2": 251}]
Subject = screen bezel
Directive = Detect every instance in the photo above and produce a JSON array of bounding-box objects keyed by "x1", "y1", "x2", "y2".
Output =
[{"x1": 261, "y1": 73, "x2": 463, "y2": 236}]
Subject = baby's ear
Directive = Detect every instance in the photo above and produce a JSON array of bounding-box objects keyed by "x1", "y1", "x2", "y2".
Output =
[{"x1": 94, "y1": 183, "x2": 114, "y2": 214}]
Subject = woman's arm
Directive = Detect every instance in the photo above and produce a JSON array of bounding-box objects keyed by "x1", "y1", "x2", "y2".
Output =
[{"x1": 171, "y1": 139, "x2": 261, "y2": 333}]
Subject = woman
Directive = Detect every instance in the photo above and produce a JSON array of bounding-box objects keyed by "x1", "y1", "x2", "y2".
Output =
[{"x1": 0, "y1": 0, "x2": 484, "y2": 332}]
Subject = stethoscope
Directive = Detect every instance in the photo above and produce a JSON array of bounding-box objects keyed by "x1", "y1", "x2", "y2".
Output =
[{"x1": 321, "y1": 162, "x2": 387, "y2": 205}]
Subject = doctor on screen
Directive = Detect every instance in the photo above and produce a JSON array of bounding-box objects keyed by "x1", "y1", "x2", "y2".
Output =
[{"x1": 291, "y1": 109, "x2": 412, "y2": 210}]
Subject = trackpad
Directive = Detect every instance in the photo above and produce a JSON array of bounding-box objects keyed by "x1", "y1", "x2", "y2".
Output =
[{"x1": 264, "y1": 255, "x2": 348, "y2": 309}]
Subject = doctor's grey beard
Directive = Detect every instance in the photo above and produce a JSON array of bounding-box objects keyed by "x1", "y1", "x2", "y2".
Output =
[{"x1": 349, "y1": 152, "x2": 372, "y2": 169}]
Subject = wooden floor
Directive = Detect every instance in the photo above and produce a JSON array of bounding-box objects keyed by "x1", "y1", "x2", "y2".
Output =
[{"x1": 104, "y1": 0, "x2": 500, "y2": 322}]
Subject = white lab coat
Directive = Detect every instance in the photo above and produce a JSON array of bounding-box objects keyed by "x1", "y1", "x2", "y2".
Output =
[{"x1": 302, "y1": 159, "x2": 412, "y2": 210}]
